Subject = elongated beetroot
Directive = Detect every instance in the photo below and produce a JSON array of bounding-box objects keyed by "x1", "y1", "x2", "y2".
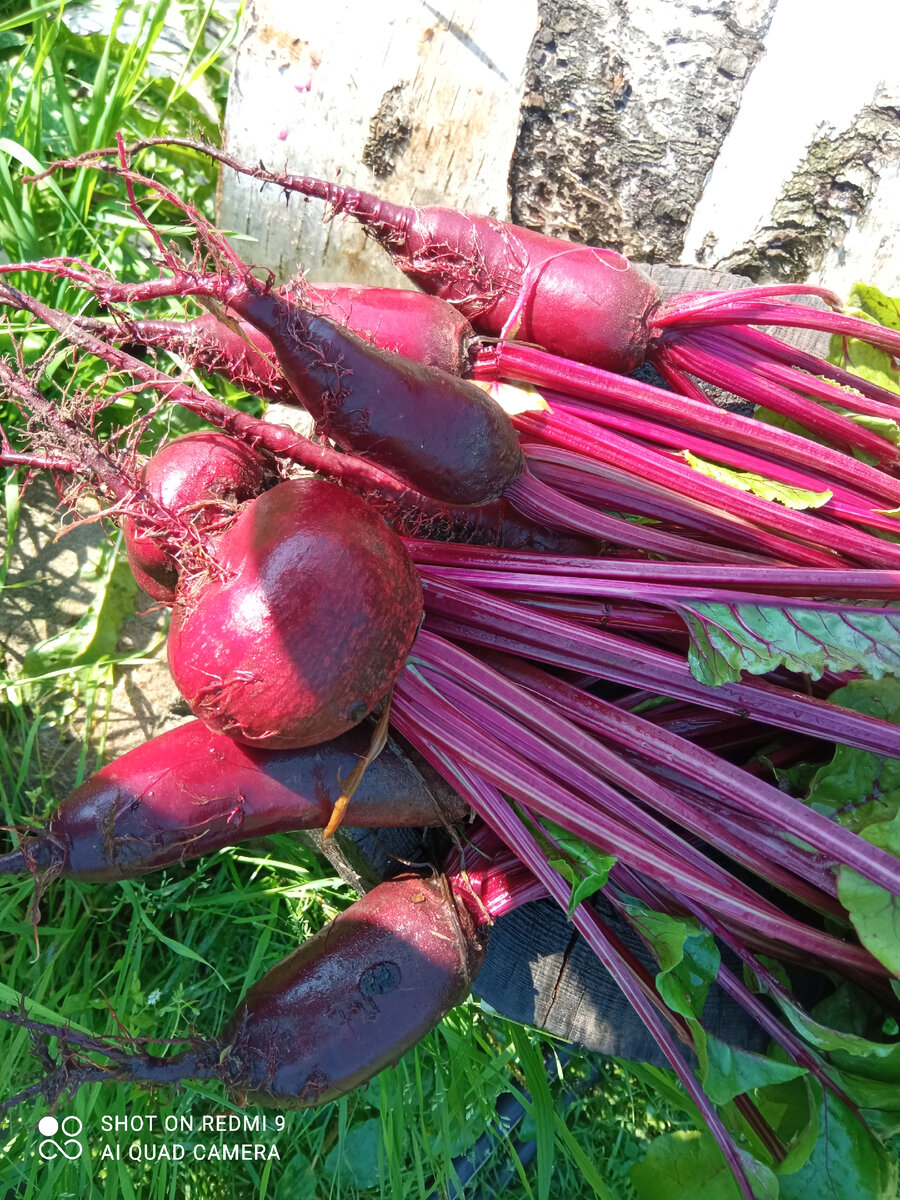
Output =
[
  {"x1": 122, "y1": 286, "x2": 476, "y2": 399},
  {"x1": 220, "y1": 872, "x2": 487, "y2": 1106},
  {"x1": 0, "y1": 872, "x2": 489, "y2": 1113},
  {"x1": 168, "y1": 477, "x2": 423, "y2": 748},
  {"x1": 131, "y1": 146, "x2": 659, "y2": 373},
  {"x1": 123, "y1": 431, "x2": 276, "y2": 600},
  {"x1": 0, "y1": 721, "x2": 466, "y2": 883},
  {"x1": 229, "y1": 289, "x2": 524, "y2": 507}
]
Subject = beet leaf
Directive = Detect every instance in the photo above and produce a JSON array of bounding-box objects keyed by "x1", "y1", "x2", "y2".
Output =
[
  {"x1": 674, "y1": 599, "x2": 900, "y2": 686},
  {"x1": 680, "y1": 451, "x2": 832, "y2": 511}
]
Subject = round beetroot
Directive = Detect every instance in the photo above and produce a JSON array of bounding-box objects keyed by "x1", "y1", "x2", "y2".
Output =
[
  {"x1": 123, "y1": 432, "x2": 275, "y2": 601},
  {"x1": 167, "y1": 478, "x2": 424, "y2": 749}
]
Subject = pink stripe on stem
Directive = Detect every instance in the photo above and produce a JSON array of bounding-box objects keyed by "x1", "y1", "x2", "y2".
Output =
[
  {"x1": 515, "y1": 408, "x2": 894, "y2": 566},
  {"x1": 655, "y1": 297, "x2": 900, "y2": 359},
  {"x1": 506, "y1": 470, "x2": 769, "y2": 563},
  {"x1": 693, "y1": 328, "x2": 900, "y2": 422},
  {"x1": 548, "y1": 392, "x2": 897, "y2": 519},
  {"x1": 404, "y1": 539, "x2": 900, "y2": 597}
]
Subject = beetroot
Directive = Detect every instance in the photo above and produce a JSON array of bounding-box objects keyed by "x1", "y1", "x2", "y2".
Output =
[
  {"x1": 0, "y1": 721, "x2": 466, "y2": 883},
  {"x1": 307, "y1": 283, "x2": 477, "y2": 376},
  {"x1": 121, "y1": 285, "x2": 476, "y2": 401},
  {"x1": 168, "y1": 477, "x2": 423, "y2": 748},
  {"x1": 228, "y1": 289, "x2": 524, "y2": 507},
  {"x1": 0, "y1": 872, "x2": 489, "y2": 1111},
  {"x1": 221, "y1": 873, "x2": 486, "y2": 1106},
  {"x1": 122, "y1": 431, "x2": 276, "y2": 600}
]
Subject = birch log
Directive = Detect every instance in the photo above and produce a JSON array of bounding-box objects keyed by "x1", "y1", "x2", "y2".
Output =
[
  {"x1": 222, "y1": 0, "x2": 900, "y2": 294},
  {"x1": 219, "y1": 0, "x2": 539, "y2": 283}
]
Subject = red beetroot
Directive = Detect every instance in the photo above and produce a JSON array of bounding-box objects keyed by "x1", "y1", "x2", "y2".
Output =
[
  {"x1": 0, "y1": 872, "x2": 489, "y2": 1111},
  {"x1": 127, "y1": 146, "x2": 659, "y2": 373},
  {"x1": 0, "y1": 721, "x2": 466, "y2": 883},
  {"x1": 120, "y1": 286, "x2": 476, "y2": 400},
  {"x1": 123, "y1": 431, "x2": 276, "y2": 600},
  {"x1": 228, "y1": 289, "x2": 524, "y2": 507},
  {"x1": 221, "y1": 872, "x2": 487, "y2": 1106},
  {"x1": 167, "y1": 477, "x2": 423, "y2": 749},
  {"x1": 308, "y1": 283, "x2": 477, "y2": 376}
]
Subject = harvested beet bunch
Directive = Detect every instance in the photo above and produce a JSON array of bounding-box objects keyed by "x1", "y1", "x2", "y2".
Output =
[{"x1": 4, "y1": 139, "x2": 900, "y2": 1200}]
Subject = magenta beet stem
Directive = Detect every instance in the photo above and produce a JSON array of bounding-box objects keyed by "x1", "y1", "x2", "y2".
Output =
[
  {"x1": 662, "y1": 337, "x2": 900, "y2": 466},
  {"x1": 506, "y1": 469, "x2": 769, "y2": 564},
  {"x1": 479, "y1": 341, "x2": 900, "y2": 508},
  {"x1": 546, "y1": 394, "x2": 900, "y2": 535}
]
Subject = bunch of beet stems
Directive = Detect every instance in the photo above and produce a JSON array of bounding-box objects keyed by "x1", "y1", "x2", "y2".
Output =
[
  {"x1": 388, "y1": 698, "x2": 847, "y2": 1198},
  {"x1": 12, "y1": 156, "x2": 900, "y2": 569},
  {"x1": 7, "y1": 274, "x2": 900, "y2": 758}
]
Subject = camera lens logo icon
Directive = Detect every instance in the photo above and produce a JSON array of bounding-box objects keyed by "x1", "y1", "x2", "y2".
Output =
[{"x1": 37, "y1": 1115, "x2": 84, "y2": 1160}]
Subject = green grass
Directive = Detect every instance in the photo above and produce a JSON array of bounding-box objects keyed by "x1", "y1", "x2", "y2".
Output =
[{"x1": 0, "y1": 5, "x2": 690, "y2": 1197}]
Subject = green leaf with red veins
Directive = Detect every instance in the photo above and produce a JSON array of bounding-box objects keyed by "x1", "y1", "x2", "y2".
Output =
[
  {"x1": 760, "y1": 1083, "x2": 897, "y2": 1200},
  {"x1": 673, "y1": 600, "x2": 900, "y2": 686}
]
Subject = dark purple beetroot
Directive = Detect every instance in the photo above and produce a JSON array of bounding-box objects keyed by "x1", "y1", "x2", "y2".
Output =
[
  {"x1": 123, "y1": 432, "x2": 276, "y2": 600},
  {"x1": 221, "y1": 873, "x2": 487, "y2": 1107},
  {"x1": 167, "y1": 477, "x2": 423, "y2": 749},
  {"x1": 110, "y1": 287, "x2": 475, "y2": 403},
  {"x1": 0, "y1": 721, "x2": 467, "y2": 883},
  {"x1": 229, "y1": 290, "x2": 524, "y2": 507}
]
